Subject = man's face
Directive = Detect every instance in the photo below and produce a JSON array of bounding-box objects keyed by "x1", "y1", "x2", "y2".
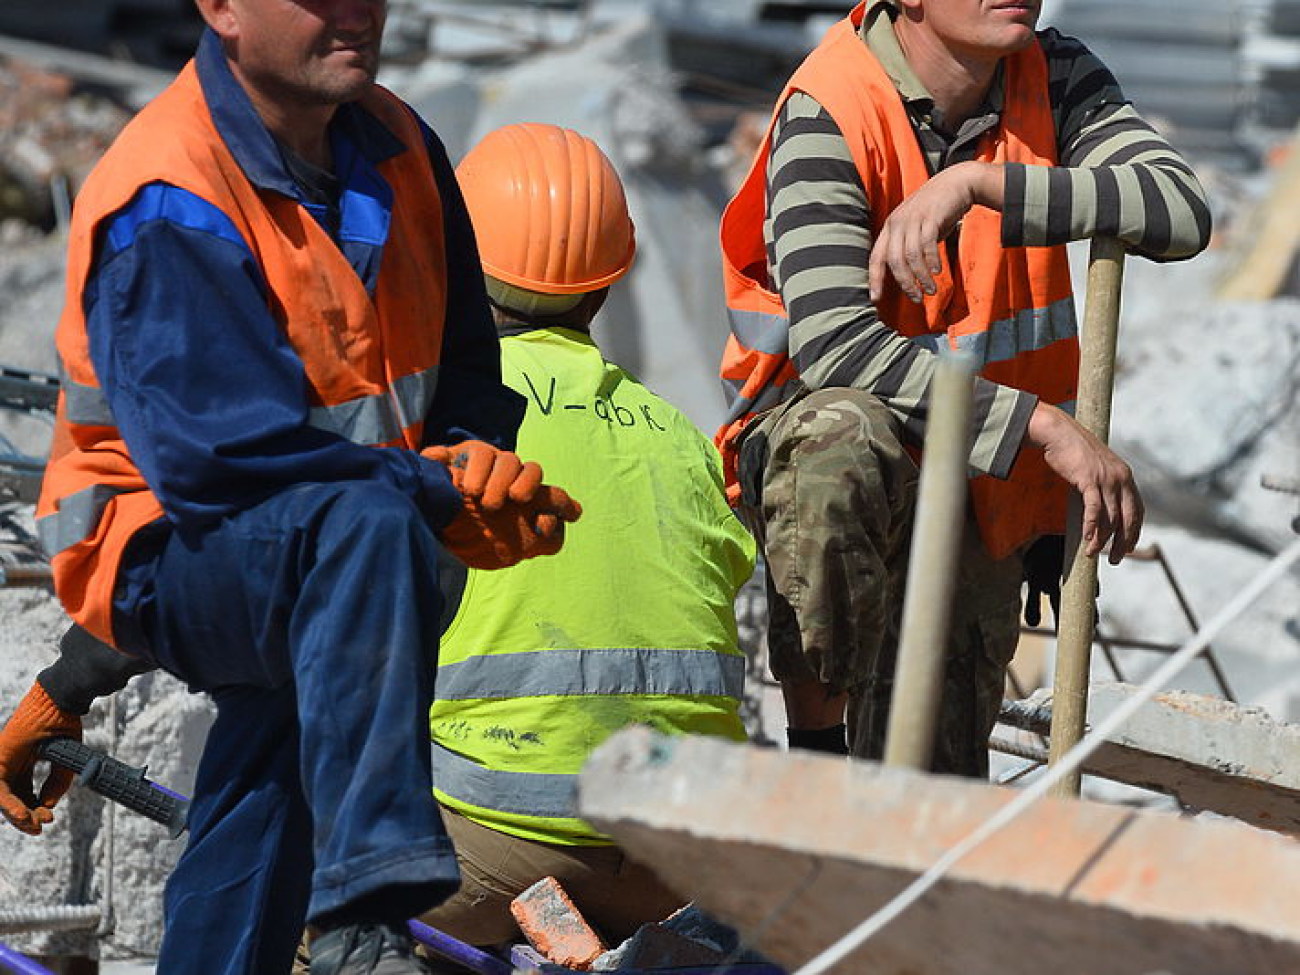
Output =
[
  {"x1": 216, "y1": 0, "x2": 387, "y2": 108},
  {"x1": 921, "y1": 0, "x2": 1041, "y2": 59}
]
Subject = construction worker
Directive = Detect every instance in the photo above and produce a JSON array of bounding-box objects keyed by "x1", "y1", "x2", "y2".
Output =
[
  {"x1": 0, "y1": 1, "x2": 581, "y2": 973},
  {"x1": 419, "y1": 123, "x2": 757, "y2": 949},
  {"x1": 717, "y1": 0, "x2": 1211, "y2": 770}
]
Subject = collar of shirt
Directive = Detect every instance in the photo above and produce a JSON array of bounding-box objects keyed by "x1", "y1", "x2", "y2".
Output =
[
  {"x1": 858, "y1": 0, "x2": 1004, "y2": 158},
  {"x1": 194, "y1": 27, "x2": 408, "y2": 202}
]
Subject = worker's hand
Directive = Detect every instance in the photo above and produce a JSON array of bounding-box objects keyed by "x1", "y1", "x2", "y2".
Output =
[
  {"x1": 0, "y1": 682, "x2": 82, "y2": 836},
  {"x1": 439, "y1": 485, "x2": 583, "y2": 570},
  {"x1": 1021, "y1": 534, "x2": 1065, "y2": 628},
  {"x1": 422, "y1": 441, "x2": 544, "y2": 510},
  {"x1": 869, "y1": 161, "x2": 1004, "y2": 305},
  {"x1": 1028, "y1": 403, "x2": 1144, "y2": 564}
]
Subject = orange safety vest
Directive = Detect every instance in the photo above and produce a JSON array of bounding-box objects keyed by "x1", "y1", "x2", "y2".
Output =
[
  {"x1": 717, "y1": 2, "x2": 1077, "y2": 560},
  {"x1": 36, "y1": 62, "x2": 448, "y2": 646}
]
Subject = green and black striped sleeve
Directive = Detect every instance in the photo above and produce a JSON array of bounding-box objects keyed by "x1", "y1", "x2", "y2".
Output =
[
  {"x1": 763, "y1": 32, "x2": 1212, "y2": 478},
  {"x1": 764, "y1": 92, "x2": 1032, "y2": 479},
  {"x1": 1003, "y1": 28, "x2": 1213, "y2": 257}
]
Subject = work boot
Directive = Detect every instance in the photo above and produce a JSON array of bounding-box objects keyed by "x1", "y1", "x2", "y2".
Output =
[{"x1": 310, "y1": 922, "x2": 429, "y2": 974}]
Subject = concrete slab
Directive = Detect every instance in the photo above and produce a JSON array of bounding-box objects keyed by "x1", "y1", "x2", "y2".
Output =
[
  {"x1": 579, "y1": 726, "x2": 1300, "y2": 975},
  {"x1": 1001, "y1": 682, "x2": 1300, "y2": 833}
]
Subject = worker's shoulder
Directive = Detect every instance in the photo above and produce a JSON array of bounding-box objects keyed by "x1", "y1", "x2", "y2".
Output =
[{"x1": 1033, "y1": 25, "x2": 1105, "y2": 69}]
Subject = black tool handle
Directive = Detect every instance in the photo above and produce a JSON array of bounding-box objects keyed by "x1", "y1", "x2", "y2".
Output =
[{"x1": 38, "y1": 737, "x2": 189, "y2": 837}]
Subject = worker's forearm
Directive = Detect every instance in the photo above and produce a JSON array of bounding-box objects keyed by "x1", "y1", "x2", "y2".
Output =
[
  {"x1": 961, "y1": 160, "x2": 1005, "y2": 212},
  {"x1": 1025, "y1": 399, "x2": 1064, "y2": 448}
]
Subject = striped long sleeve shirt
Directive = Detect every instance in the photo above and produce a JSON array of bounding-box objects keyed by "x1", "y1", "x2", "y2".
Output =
[{"x1": 764, "y1": 2, "x2": 1212, "y2": 478}]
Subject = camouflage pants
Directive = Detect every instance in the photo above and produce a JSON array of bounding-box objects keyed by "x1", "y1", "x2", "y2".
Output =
[{"x1": 736, "y1": 387, "x2": 1023, "y2": 777}]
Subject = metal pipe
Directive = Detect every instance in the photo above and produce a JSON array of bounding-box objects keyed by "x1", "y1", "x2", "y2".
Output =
[
  {"x1": 1148, "y1": 544, "x2": 1236, "y2": 701},
  {"x1": 0, "y1": 564, "x2": 52, "y2": 587},
  {"x1": 883, "y1": 353, "x2": 976, "y2": 770},
  {"x1": 1048, "y1": 236, "x2": 1126, "y2": 798},
  {"x1": 0, "y1": 906, "x2": 101, "y2": 935},
  {"x1": 1095, "y1": 633, "x2": 1127, "y2": 683}
]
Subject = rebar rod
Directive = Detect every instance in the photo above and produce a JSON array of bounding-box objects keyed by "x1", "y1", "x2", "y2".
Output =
[{"x1": 0, "y1": 906, "x2": 101, "y2": 935}]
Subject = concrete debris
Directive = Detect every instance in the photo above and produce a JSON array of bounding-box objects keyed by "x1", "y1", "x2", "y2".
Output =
[
  {"x1": 0, "y1": 593, "x2": 212, "y2": 962},
  {"x1": 580, "y1": 726, "x2": 1300, "y2": 975},
  {"x1": 1001, "y1": 682, "x2": 1300, "y2": 833},
  {"x1": 510, "y1": 876, "x2": 607, "y2": 970},
  {"x1": 591, "y1": 920, "x2": 724, "y2": 971},
  {"x1": 0, "y1": 2, "x2": 201, "y2": 73},
  {"x1": 591, "y1": 903, "x2": 771, "y2": 971},
  {"x1": 1051, "y1": 0, "x2": 1247, "y2": 159},
  {"x1": 0, "y1": 53, "x2": 131, "y2": 227}
]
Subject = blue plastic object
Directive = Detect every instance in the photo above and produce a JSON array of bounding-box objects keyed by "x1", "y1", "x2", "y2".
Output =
[{"x1": 0, "y1": 943, "x2": 55, "y2": 975}]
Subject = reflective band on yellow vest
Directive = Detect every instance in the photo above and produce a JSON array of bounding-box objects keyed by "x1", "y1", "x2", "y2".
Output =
[{"x1": 431, "y1": 329, "x2": 753, "y2": 846}]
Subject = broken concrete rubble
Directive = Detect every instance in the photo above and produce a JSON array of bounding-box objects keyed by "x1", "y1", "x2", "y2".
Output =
[
  {"x1": 580, "y1": 726, "x2": 1300, "y2": 975},
  {"x1": 1001, "y1": 682, "x2": 1300, "y2": 834},
  {"x1": 0, "y1": 50, "x2": 133, "y2": 227}
]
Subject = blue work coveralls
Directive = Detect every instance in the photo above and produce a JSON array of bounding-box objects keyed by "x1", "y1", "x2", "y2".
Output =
[{"x1": 84, "y1": 30, "x2": 524, "y2": 975}]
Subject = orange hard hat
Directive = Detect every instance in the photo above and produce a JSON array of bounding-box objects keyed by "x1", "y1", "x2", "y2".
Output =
[{"x1": 456, "y1": 123, "x2": 636, "y2": 295}]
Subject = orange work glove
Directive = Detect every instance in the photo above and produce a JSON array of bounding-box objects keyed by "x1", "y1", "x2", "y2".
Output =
[
  {"x1": 0, "y1": 682, "x2": 82, "y2": 836},
  {"x1": 422, "y1": 441, "x2": 544, "y2": 510},
  {"x1": 439, "y1": 485, "x2": 583, "y2": 570}
]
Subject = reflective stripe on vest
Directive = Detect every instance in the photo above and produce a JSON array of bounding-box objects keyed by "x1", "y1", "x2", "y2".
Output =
[
  {"x1": 61, "y1": 376, "x2": 115, "y2": 428},
  {"x1": 721, "y1": 373, "x2": 796, "y2": 425},
  {"x1": 432, "y1": 742, "x2": 577, "y2": 819},
  {"x1": 909, "y1": 296, "x2": 1076, "y2": 367},
  {"x1": 37, "y1": 484, "x2": 129, "y2": 557},
  {"x1": 44, "y1": 362, "x2": 443, "y2": 557},
  {"x1": 64, "y1": 364, "x2": 442, "y2": 447},
  {"x1": 436, "y1": 646, "x2": 745, "y2": 702},
  {"x1": 308, "y1": 365, "x2": 440, "y2": 445},
  {"x1": 728, "y1": 306, "x2": 790, "y2": 356}
]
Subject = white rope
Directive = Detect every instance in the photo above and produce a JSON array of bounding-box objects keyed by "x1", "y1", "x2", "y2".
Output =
[{"x1": 795, "y1": 537, "x2": 1300, "y2": 975}]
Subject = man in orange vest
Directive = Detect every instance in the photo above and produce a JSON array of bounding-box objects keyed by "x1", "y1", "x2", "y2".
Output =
[
  {"x1": 717, "y1": 0, "x2": 1210, "y2": 769},
  {"x1": 0, "y1": 1, "x2": 579, "y2": 973}
]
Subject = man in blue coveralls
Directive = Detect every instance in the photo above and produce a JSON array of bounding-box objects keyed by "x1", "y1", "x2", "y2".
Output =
[{"x1": 0, "y1": 1, "x2": 581, "y2": 973}]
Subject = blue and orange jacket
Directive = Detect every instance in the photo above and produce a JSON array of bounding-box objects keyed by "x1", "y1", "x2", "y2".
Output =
[
  {"x1": 718, "y1": 2, "x2": 1078, "y2": 559},
  {"x1": 37, "y1": 30, "x2": 522, "y2": 645}
]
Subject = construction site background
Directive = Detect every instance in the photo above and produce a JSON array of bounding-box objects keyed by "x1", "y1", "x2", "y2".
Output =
[{"x1": 0, "y1": 1, "x2": 1297, "y2": 971}]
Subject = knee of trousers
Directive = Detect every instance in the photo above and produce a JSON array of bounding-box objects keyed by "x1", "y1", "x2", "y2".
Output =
[
  {"x1": 284, "y1": 481, "x2": 448, "y2": 627},
  {"x1": 755, "y1": 387, "x2": 917, "y2": 533},
  {"x1": 299, "y1": 481, "x2": 441, "y2": 560}
]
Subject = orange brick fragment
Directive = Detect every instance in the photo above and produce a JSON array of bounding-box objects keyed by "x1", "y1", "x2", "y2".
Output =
[{"x1": 510, "y1": 876, "x2": 607, "y2": 970}]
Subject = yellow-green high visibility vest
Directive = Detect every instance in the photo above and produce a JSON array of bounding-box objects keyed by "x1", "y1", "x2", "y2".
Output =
[{"x1": 431, "y1": 327, "x2": 755, "y2": 845}]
